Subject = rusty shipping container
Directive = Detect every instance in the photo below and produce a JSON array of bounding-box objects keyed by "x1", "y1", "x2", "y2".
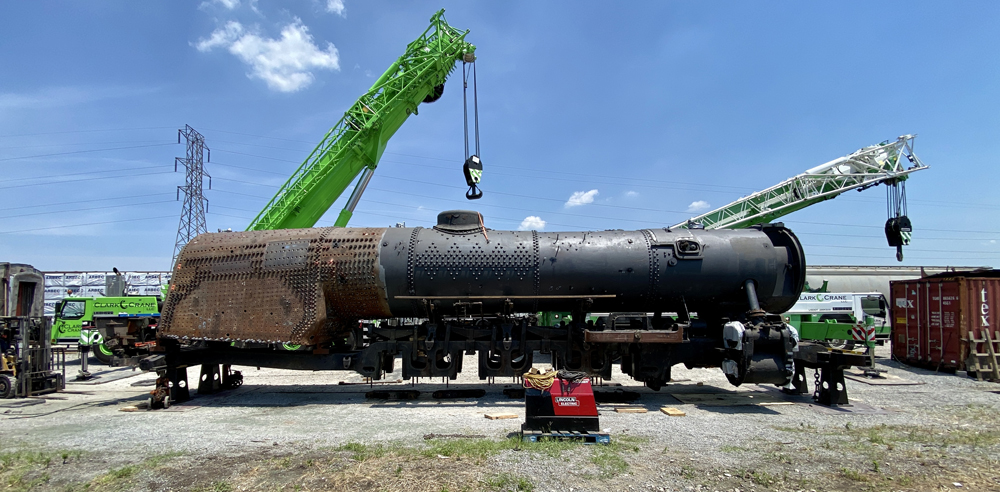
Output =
[{"x1": 890, "y1": 270, "x2": 1000, "y2": 372}]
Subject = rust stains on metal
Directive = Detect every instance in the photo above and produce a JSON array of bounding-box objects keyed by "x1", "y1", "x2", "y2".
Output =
[{"x1": 160, "y1": 227, "x2": 391, "y2": 345}]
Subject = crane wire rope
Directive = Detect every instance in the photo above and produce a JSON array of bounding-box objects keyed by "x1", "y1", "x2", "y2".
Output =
[{"x1": 462, "y1": 59, "x2": 483, "y2": 199}]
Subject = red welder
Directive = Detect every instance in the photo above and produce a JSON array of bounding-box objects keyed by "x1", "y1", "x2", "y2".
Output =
[{"x1": 522, "y1": 370, "x2": 601, "y2": 437}]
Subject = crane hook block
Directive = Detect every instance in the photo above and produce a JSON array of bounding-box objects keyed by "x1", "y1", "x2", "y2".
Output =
[
  {"x1": 885, "y1": 216, "x2": 912, "y2": 262},
  {"x1": 464, "y1": 155, "x2": 483, "y2": 200},
  {"x1": 884, "y1": 216, "x2": 912, "y2": 248}
]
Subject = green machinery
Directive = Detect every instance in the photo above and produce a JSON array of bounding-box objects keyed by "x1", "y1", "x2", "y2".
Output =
[
  {"x1": 671, "y1": 135, "x2": 927, "y2": 348},
  {"x1": 247, "y1": 9, "x2": 476, "y2": 231},
  {"x1": 782, "y1": 292, "x2": 889, "y2": 350},
  {"x1": 541, "y1": 137, "x2": 928, "y2": 345},
  {"x1": 673, "y1": 135, "x2": 928, "y2": 261},
  {"x1": 52, "y1": 296, "x2": 160, "y2": 366}
]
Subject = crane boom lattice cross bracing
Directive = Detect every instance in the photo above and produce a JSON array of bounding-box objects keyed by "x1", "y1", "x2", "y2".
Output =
[
  {"x1": 247, "y1": 10, "x2": 475, "y2": 231},
  {"x1": 674, "y1": 135, "x2": 928, "y2": 230}
]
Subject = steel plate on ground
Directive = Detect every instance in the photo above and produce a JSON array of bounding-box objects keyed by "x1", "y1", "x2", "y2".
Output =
[
  {"x1": 670, "y1": 392, "x2": 785, "y2": 406},
  {"x1": 843, "y1": 370, "x2": 924, "y2": 386}
]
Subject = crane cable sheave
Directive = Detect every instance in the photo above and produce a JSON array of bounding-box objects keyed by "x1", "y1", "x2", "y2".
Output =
[{"x1": 246, "y1": 9, "x2": 475, "y2": 231}]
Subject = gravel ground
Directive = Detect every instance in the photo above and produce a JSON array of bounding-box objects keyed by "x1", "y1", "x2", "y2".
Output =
[{"x1": 2, "y1": 344, "x2": 1000, "y2": 491}]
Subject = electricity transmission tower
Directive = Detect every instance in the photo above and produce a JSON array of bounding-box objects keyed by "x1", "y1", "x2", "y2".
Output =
[{"x1": 171, "y1": 125, "x2": 211, "y2": 268}]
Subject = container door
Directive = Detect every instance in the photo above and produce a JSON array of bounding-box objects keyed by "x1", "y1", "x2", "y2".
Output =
[
  {"x1": 925, "y1": 280, "x2": 942, "y2": 366},
  {"x1": 967, "y1": 278, "x2": 1000, "y2": 363},
  {"x1": 938, "y1": 280, "x2": 962, "y2": 369},
  {"x1": 890, "y1": 282, "x2": 910, "y2": 362},
  {"x1": 903, "y1": 281, "x2": 921, "y2": 363}
]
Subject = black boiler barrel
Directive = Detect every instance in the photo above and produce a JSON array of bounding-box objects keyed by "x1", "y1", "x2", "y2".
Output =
[{"x1": 378, "y1": 216, "x2": 804, "y2": 317}]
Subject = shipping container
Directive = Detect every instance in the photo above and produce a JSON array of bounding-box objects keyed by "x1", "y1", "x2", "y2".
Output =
[{"x1": 890, "y1": 270, "x2": 1000, "y2": 372}]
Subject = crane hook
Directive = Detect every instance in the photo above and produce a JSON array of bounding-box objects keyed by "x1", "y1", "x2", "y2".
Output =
[{"x1": 464, "y1": 155, "x2": 483, "y2": 200}]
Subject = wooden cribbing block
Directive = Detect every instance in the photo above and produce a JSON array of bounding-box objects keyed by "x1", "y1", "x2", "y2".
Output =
[
  {"x1": 615, "y1": 407, "x2": 648, "y2": 413},
  {"x1": 485, "y1": 413, "x2": 519, "y2": 420},
  {"x1": 660, "y1": 407, "x2": 686, "y2": 417}
]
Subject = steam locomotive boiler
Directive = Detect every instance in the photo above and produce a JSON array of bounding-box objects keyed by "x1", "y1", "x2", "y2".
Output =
[{"x1": 141, "y1": 210, "x2": 820, "y2": 400}]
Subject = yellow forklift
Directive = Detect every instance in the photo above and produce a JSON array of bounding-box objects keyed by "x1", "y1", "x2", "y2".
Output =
[{"x1": 0, "y1": 263, "x2": 65, "y2": 398}]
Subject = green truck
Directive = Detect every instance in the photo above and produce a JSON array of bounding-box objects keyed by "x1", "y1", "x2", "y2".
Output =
[
  {"x1": 782, "y1": 292, "x2": 888, "y2": 350},
  {"x1": 52, "y1": 296, "x2": 161, "y2": 364}
]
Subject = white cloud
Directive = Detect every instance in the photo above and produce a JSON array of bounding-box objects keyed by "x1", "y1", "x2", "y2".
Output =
[
  {"x1": 565, "y1": 189, "x2": 599, "y2": 208},
  {"x1": 326, "y1": 0, "x2": 346, "y2": 16},
  {"x1": 195, "y1": 19, "x2": 340, "y2": 92},
  {"x1": 687, "y1": 200, "x2": 711, "y2": 213},
  {"x1": 625, "y1": 191, "x2": 639, "y2": 198},
  {"x1": 518, "y1": 216, "x2": 546, "y2": 231},
  {"x1": 195, "y1": 21, "x2": 244, "y2": 52},
  {"x1": 199, "y1": 0, "x2": 239, "y2": 11}
]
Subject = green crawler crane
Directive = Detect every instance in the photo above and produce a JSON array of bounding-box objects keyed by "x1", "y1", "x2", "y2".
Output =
[{"x1": 247, "y1": 10, "x2": 476, "y2": 231}]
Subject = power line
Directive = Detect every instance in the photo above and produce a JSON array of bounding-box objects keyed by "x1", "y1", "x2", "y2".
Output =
[
  {"x1": 204, "y1": 195, "x2": 1000, "y2": 247},
  {"x1": 212, "y1": 188, "x2": 271, "y2": 199},
  {"x1": 200, "y1": 128, "x2": 315, "y2": 144},
  {"x1": 364, "y1": 187, "x2": 668, "y2": 225},
  {"x1": 0, "y1": 142, "x2": 176, "y2": 163},
  {"x1": 6, "y1": 127, "x2": 988, "y2": 211},
  {"x1": 211, "y1": 147, "x2": 758, "y2": 195},
  {"x1": 784, "y1": 220, "x2": 1000, "y2": 235},
  {"x1": 208, "y1": 211, "x2": 253, "y2": 221},
  {"x1": 0, "y1": 170, "x2": 175, "y2": 190},
  {"x1": 2, "y1": 192, "x2": 174, "y2": 212},
  {"x1": 802, "y1": 243, "x2": 1000, "y2": 256},
  {"x1": 211, "y1": 144, "x2": 997, "y2": 215},
  {"x1": 208, "y1": 172, "x2": 691, "y2": 217},
  {"x1": 807, "y1": 253, "x2": 997, "y2": 261},
  {"x1": 0, "y1": 200, "x2": 177, "y2": 220},
  {"x1": 0, "y1": 165, "x2": 167, "y2": 184},
  {"x1": 207, "y1": 172, "x2": 1000, "y2": 238},
  {"x1": 207, "y1": 138, "x2": 992, "y2": 210},
  {"x1": 0, "y1": 215, "x2": 176, "y2": 235},
  {"x1": 0, "y1": 139, "x2": 168, "y2": 151},
  {"x1": 0, "y1": 127, "x2": 175, "y2": 138},
  {"x1": 793, "y1": 230, "x2": 1000, "y2": 241},
  {"x1": 210, "y1": 161, "x2": 288, "y2": 176}
]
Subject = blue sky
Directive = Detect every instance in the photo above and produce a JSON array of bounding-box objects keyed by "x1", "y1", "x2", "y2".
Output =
[{"x1": 1, "y1": 1, "x2": 997, "y2": 272}]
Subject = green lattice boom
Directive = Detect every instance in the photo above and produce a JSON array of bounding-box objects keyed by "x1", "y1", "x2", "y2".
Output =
[
  {"x1": 674, "y1": 135, "x2": 927, "y2": 230},
  {"x1": 247, "y1": 10, "x2": 475, "y2": 231}
]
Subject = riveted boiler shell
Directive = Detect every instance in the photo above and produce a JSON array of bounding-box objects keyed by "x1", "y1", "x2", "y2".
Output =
[
  {"x1": 161, "y1": 224, "x2": 804, "y2": 343},
  {"x1": 160, "y1": 227, "x2": 391, "y2": 344},
  {"x1": 379, "y1": 224, "x2": 805, "y2": 316}
]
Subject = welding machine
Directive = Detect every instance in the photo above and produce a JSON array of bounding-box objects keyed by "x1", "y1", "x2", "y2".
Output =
[{"x1": 522, "y1": 370, "x2": 600, "y2": 434}]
